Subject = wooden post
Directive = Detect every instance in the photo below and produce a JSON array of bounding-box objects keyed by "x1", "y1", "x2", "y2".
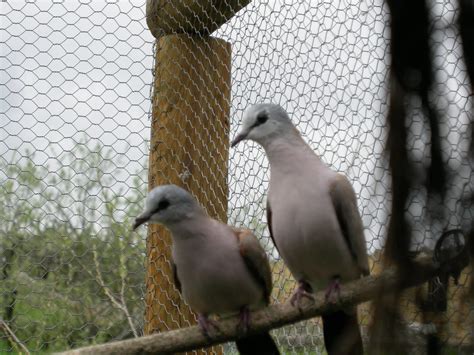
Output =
[
  {"x1": 146, "y1": 0, "x2": 251, "y2": 37},
  {"x1": 146, "y1": 34, "x2": 231, "y2": 336},
  {"x1": 144, "y1": 1, "x2": 240, "y2": 350}
]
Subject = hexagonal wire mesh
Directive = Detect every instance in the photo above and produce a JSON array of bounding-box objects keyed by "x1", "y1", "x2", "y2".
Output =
[{"x1": 0, "y1": 0, "x2": 472, "y2": 353}]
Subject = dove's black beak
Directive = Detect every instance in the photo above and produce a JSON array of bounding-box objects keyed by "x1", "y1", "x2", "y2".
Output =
[
  {"x1": 231, "y1": 133, "x2": 247, "y2": 147},
  {"x1": 133, "y1": 215, "x2": 149, "y2": 231}
]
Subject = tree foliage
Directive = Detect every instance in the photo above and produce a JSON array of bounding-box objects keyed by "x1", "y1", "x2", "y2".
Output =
[{"x1": 0, "y1": 140, "x2": 147, "y2": 352}]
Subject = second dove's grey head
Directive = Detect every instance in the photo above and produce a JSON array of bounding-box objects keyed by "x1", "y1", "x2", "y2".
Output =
[
  {"x1": 231, "y1": 103, "x2": 295, "y2": 147},
  {"x1": 133, "y1": 185, "x2": 202, "y2": 230}
]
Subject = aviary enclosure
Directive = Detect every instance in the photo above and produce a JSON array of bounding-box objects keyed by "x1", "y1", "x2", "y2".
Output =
[{"x1": 0, "y1": 0, "x2": 473, "y2": 353}]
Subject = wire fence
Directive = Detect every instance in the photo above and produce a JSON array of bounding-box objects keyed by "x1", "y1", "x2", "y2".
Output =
[{"x1": 0, "y1": 0, "x2": 472, "y2": 353}]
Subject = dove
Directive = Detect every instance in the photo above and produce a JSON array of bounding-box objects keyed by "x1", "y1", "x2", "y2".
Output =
[
  {"x1": 232, "y1": 103, "x2": 369, "y2": 355},
  {"x1": 134, "y1": 184, "x2": 279, "y2": 355}
]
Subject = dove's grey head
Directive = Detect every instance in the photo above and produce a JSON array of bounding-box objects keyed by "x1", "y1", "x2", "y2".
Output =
[
  {"x1": 133, "y1": 185, "x2": 202, "y2": 230},
  {"x1": 231, "y1": 103, "x2": 296, "y2": 147}
]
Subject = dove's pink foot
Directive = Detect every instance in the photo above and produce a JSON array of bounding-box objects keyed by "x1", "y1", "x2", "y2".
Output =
[
  {"x1": 237, "y1": 306, "x2": 251, "y2": 334},
  {"x1": 290, "y1": 280, "x2": 315, "y2": 309},
  {"x1": 197, "y1": 314, "x2": 220, "y2": 338},
  {"x1": 324, "y1": 277, "x2": 341, "y2": 303}
]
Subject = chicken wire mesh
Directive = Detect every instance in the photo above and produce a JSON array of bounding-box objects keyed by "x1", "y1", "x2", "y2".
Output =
[{"x1": 0, "y1": 0, "x2": 472, "y2": 353}]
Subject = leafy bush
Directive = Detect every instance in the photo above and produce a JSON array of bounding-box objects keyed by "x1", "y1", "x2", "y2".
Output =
[{"x1": 0, "y1": 141, "x2": 147, "y2": 352}]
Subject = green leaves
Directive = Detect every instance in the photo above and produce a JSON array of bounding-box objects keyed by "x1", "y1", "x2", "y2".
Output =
[{"x1": 0, "y1": 138, "x2": 147, "y2": 352}]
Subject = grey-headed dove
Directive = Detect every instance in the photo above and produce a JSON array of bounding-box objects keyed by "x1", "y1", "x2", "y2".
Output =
[
  {"x1": 134, "y1": 184, "x2": 279, "y2": 355},
  {"x1": 232, "y1": 103, "x2": 369, "y2": 355}
]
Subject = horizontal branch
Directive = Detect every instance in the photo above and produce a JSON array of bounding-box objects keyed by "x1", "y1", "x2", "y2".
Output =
[{"x1": 59, "y1": 254, "x2": 441, "y2": 355}]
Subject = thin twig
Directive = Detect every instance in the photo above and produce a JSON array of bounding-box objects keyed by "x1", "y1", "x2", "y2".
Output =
[
  {"x1": 59, "y1": 254, "x2": 441, "y2": 355},
  {"x1": 119, "y1": 246, "x2": 139, "y2": 338},
  {"x1": 0, "y1": 319, "x2": 30, "y2": 354},
  {"x1": 91, "y1": 245, "x2": 139, "y2": 337}
]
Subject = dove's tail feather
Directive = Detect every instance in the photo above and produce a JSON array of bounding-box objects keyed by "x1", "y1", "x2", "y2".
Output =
[
  {"x1": 322, "y1": 308, "x2": 363, "y2": 355},
  {"x1": 235, "y1": 331, "x2": 280, "y2": 355}
]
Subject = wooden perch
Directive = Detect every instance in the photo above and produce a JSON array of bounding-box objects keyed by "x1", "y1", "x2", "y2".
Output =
[{"x1": 59, "y1": 254, "x2": 443, "y2": 355}]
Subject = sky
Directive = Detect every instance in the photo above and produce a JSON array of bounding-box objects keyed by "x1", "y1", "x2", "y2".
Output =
[{"x1": 0, "y1": 0, "x2": 472, "y2": 253}]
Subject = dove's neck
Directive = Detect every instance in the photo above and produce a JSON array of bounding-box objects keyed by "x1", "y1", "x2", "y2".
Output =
[
  {"x1": 263, "y1": 131, "x2": 323, "y2": 170},
  {"x1": 166, "y1": 210, "x2": 209, "y2": 239}
]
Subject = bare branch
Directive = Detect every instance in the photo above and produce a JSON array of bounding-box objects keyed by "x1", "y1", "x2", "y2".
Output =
[
  {"x1": 118, "y1": 234, "x2": 140, "y2": 338},
  {"x1": 119, "y1": 258, "x2": 139, "y2": 338},
  {"x1": 91, "y1": 245, "x2": 139, "y2": 337},
  {"x1": 0, "y1": 319, "x2": 30, "y2": 355},
  {"x1": 59, "y1": 254, "x2": 441, "y2": 355}
]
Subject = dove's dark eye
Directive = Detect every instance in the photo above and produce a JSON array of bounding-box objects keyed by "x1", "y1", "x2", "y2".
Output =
[
  {"x1": 152, "y1": 199, "x2": 170, "y2": 214},
  {"x1": 252, "y1": 112, "x2": 268, "y2": 128},
  {"x1": 158, "y1": 199, "x2": 170, "y2": 210},
  {"x1": 257, "y1": 112, "x2": 268, "y2": 124}
]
